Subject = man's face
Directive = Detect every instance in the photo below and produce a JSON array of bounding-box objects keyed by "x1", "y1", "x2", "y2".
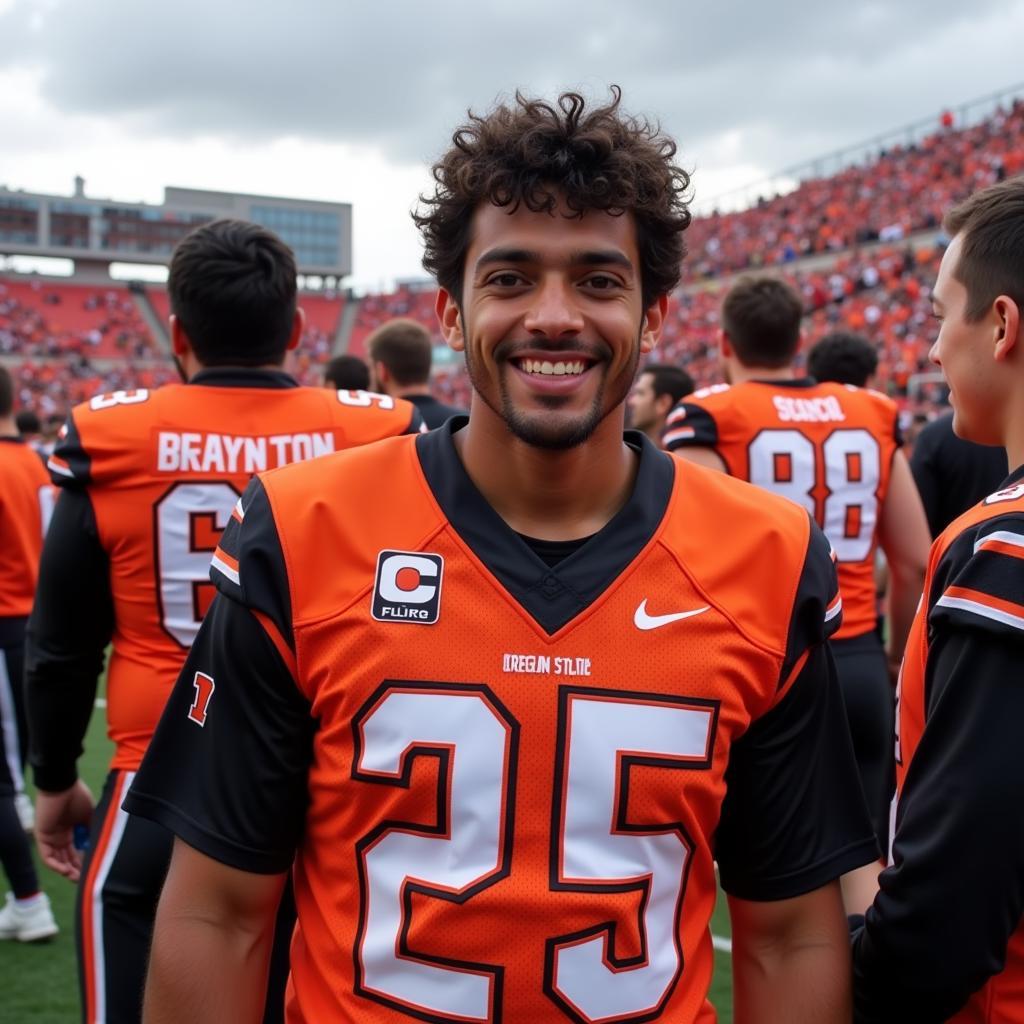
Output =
[
  {"x1": 930, "y1": 235, "x2": 1005, "y2": 444},
  {"x1": 627, "y1": 372, "x2": 661, "y2": 432},
  {"x1": 439, "y1": 200, "x2": 662, "y2": 450}
]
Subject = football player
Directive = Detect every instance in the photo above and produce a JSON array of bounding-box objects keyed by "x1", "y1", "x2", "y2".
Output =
[
  {"x1": 24, "y1": 219, "x2": 422, "y2": 1024},
  {"x1": 662, "y1": 277, "x2": 930, "y2": 884},
  {"x1": 128, "y1": 88, "x2": 877, "y2": 1023},
  {"x1": 0, "y1": 366, "x2": 58, "y2": 943},
  {"x1": 626, "y1": 362, "x2": 694, "y2": 445},
  {"x1": 851, "y1": 177, "x2": 1024, "y2": 1021}
]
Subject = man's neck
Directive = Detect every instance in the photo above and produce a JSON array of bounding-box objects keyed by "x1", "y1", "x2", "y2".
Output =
[
  {"x1": 394, "y1": 384, "x2": 432, "y2": 400},
  {"x1": 0, "y1": 415, "x2": 18, "y2": 439},
  {"x1": 1004, "y1": 400, "x2": 1024, "y2": 474},
  {"x1": 727, "y1": 360, "x2": 798, "y2": 385},
  {"x1": 454, "y1": 401, "x2": 638, "y2": 541}
]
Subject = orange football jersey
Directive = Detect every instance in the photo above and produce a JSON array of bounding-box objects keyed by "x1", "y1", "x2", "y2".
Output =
[
  {"x1": 129, "y1": 427, "x2": 877, "y2": 1024},
  {"x1": 49, "y1": 375, "x2": 420, "y2": 770},
  {"x1": 890, "y1": 476, "x2": 1024, "y2": 1023},
  {"x1": 663, "y1": 379, "x2": 901, "y2": 639},
  {"x1": 0, "y1": 438, "x2": 53, "y2": 617}
]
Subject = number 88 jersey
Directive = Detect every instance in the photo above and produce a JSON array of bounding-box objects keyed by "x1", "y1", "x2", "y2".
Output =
[
  {"x1": 47, "y1": 371, "x2": 421, "y2": 772},
  {"x1": 662, "y1": 379, "x2": 901, "y2": 640}
]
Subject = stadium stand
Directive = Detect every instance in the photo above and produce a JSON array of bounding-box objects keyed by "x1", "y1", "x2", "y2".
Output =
[{"x1": 5, "y1": 97, "x2": 1024, "y2": 421}]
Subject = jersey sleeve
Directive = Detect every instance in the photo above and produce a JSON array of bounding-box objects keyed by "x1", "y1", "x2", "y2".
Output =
[
  {"x1": 929, "y1": 514, "x2": 1024, "y2": 640},
  {"x1": 46, "y1": 410, "x2": 92, "y2": 487},
  {"x1": 715, "y1": 520, "x2": 877, "y2": 899},
  {"x1": 852, "y1": 626, "x2": 1024, "y2": 1021},
  {"x1": 660, "y1": 400, "x2": 719, "y2": 450},
  {"x1": 124, "y1": 476, "x2": 313, "y2": 873},
  {"x1": 24, "y1": 488, "x2": 114, "y2": 791}
]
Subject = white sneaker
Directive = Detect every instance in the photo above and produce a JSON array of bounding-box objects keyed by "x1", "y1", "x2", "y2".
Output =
[
  {"x1": 14, "y1": 793, "x2": 34, "y2": 833},
  {"x1": 0, "y1": 892, "x2": 59, "y2": 942}
]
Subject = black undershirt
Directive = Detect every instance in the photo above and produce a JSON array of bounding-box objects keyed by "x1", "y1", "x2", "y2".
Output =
[{"x1": 515, "y1": 533, "x2": 593, "y2": 568}]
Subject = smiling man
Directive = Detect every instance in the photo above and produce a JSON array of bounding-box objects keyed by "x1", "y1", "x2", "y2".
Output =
[
  {"x1": 851, "y1": 178, "x2": 1024, "y2": 1023},
  {"x1": 126, "y1": 88, "x2": 876, "y2": 1024}
]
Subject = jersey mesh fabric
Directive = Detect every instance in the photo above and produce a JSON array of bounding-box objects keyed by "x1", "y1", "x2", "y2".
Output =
[{"x1": 203, "y1": 433, "x2": 870, "y2": 1023}]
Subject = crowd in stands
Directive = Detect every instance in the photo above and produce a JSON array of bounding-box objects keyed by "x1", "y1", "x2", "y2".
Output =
[
  {"x1": 682, "y1": 98, "x2": 1024, "y2": 280},
  {"x1": 8, "y1": 98, "x2": 1024, "y2": 428}
]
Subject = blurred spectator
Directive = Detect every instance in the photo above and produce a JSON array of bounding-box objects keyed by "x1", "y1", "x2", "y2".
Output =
[
  {"x1": 627, "y1": 363, "x2": 695, "y2": 445},
  {"x1": 367, "y1": 318, "x2": 465, "y2": 429},
  {"x1": 323, "y1": 354, "x2": 370, "y2": 391},
  {"x1": 806, "y1": 331, "x2": 879, "y2": 387}
]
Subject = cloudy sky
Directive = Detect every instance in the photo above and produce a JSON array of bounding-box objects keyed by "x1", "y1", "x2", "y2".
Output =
[{"x1": 1, "y1": 0, "x2": 1023, "y2": 290}]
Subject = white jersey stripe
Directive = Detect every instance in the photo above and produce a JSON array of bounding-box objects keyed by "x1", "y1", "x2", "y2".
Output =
[
  {"x1": 662, "y1": 427, "x2": 695, "y2": 446},
  {"x1": 0, "y1": 650, "x2": 24, "y2": 796},
  {"x1": 46, "y1": 457, "x2": 75, "y2": 479},
  {"x1": 89, "y1": 771, "x2": 135, "y2": 1024},
  {"x1": 974, "y1": 530, "x2": 1024, "y2": 553},
  {"x1": 211, "y1": 553, "x2": 240, "y2": 586},
  {"x1": 936, "y1": 595, "x2": 1024, "y2": 632},
  {"x1": 824, "y1": 596, "x2": 844, "y2": 623}
]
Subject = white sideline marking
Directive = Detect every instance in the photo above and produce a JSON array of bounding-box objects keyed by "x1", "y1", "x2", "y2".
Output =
[{"x1": 712, "y1": 933, "x2": 732, "y2": 954}]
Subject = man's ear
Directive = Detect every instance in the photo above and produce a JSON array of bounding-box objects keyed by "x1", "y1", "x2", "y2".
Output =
[
  {"x1": 286, "y1": 307, "x2": 306, "y2": 352},
  {"x1": 993, "y1": 295, "x2": 1021, "y2": 362},
  {"x1": 169, "y1": 314, "x2": 190, "y2": 358},
  {"x1": 640, "y1": 294, "x2": 669, "y2": 354},
  {"x1": 437, "y1": 289, "x2": 464, "y2": 352},
  {"x1": 372, "y1": 361, "x2": 390, "y2": 388},
  {"x1": 718, "y1": 330, "x2": 734, "y2": 359},
  {"x1": 654, "y1": 392, "x2": 674, "y2": 419}
]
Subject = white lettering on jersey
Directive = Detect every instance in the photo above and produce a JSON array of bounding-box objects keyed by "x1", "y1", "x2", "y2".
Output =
[
  {"x1": 772, "y1": 395, "x2": 846, "y2": 423},
  {"x1": 156, "y1": 431, "x2": 335, "y2": 473},
  {"x1": 501, "y1": 653, "x2": 592, "y2": 676}
]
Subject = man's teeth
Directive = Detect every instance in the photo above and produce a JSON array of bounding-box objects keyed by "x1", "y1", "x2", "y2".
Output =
[{"x1": 520, "y1": 359, "x2": 586, "y2": 376}]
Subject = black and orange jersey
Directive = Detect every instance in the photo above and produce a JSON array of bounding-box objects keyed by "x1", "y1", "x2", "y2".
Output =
[
  {"x1": 663, "y1": 379, "x2": 901, "y2": 640},
  {"x1": 0, "y1": 437, "x2": 53, "y2": 618},
  {"x1": 128, "y1": 423, "x2": 877, "y2": 1024},
  {"x1": 26, "y1": 369, "x2": 422, "y2": 780},
  {"x1": 853, "y1": 465, "x2": 1024, "y2": 1023}
]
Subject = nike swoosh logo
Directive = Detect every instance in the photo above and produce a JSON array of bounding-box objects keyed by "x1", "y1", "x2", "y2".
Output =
[{"x1": 634, "y1": 599, "x2": 711, "y2": 631}]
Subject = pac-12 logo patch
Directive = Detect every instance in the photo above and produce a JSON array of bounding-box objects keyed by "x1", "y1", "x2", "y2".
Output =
[{"x1": 372, "y1": 550, "x2": 444, "y2": 624}]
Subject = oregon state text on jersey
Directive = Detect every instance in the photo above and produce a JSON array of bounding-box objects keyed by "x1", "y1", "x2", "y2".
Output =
[
  {"x1": 0, "y1": 438, "x2": 53, "y2": 617},
  {"x1": 128, "y1": 425, "x2": 877, "y2": 1024},
  {"x1": 663, "y1": 379, "x2": 901, "y2": 640},
  {"x1": 885, "y1": 472, "x2": 1024, "y2": 1023},
  {"x1": 48, "y1": 372, "x2": 421, "y2": 771}
]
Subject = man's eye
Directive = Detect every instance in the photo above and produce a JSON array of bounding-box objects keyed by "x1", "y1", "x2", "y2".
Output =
[
  {"x1": 583, "y1": 275, "x2": 619, "y2": 290},
  {"x1": 489, "y1": 272, "x2": 525, "y2": 287}
]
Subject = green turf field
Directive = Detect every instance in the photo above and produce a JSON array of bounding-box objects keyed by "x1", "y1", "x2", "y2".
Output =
[{"x1": 2, "y1": 697, "x2": 736, "y2": 1022}]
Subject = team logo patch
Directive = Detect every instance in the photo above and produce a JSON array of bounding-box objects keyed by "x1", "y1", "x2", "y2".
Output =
[
  {"x1": 372, "y1": 550, "x2": 444, "y2": 624},
  {"x1": 986, "y1": 482, "x2": 1024, "y2": 505}
]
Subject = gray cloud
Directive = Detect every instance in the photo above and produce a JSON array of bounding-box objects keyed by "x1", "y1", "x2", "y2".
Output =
[{"x1": 1, "y1": 0, "x2": 1021, "y2": 198}]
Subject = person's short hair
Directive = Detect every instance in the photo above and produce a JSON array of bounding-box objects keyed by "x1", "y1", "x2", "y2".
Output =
[
  {"x1": 168, "y1": 218, "x2": 298, "y2": 367},
  {"x1": 367, "y1": 318, "x2": 433, "y2": 386},
  {"x1": 806, "y1": 331, "x2": 878, "y2": 387},
  {"x1": 414, "y1": 86, "x2": 691, "y2": 309},
  {"x1": 0, "y1": 366, "x2": 12, "y2": 418},
  {"x1": 15, "y1": 408, "x2": 40, "y2": 435},
  {"x1": 944, "y1": 177, "x2": 1024, "y2": 323},
  {"x1": 324, "y1": 354, "x2": 370, "y2": 391},
  {"x1": 721, "y1": 275, "x2": 804, "y2": 368},
  {"x1": 640, "y1": 362, "x2": 694, "y2": 405}
]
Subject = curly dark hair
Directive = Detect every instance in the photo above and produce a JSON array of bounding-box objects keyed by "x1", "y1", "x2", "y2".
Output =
[{"x1": 414, "y1": 86, "x2": 692, "y2": 308}]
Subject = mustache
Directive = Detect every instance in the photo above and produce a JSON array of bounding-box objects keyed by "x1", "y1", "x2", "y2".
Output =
[{"x1": 492, "y1": 338, "x2": 612, "y2": 362}]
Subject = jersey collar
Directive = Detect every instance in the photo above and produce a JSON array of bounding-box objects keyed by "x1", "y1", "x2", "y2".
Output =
[
  {"x1": 998, "y1": 461, "x2": 1024, "y2": 489},
  {"x1": 415, "y1": 416, "x2": 675, "y2": 636},
  {"x1": 189, "y1": 367, "x2": 299, "y2": 389}
]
